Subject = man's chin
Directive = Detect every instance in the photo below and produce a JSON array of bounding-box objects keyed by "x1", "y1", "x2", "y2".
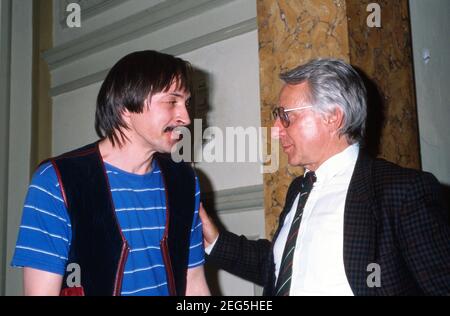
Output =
[
  {"x1": 287, "y1": 155, "x2": 301, "y2": 167},
  {"x1": 153, "y1": 143, "x2": 175, "y2": 155},
  {"x1": 167, "y1": 140, "x2": 183, "y2": 154}
]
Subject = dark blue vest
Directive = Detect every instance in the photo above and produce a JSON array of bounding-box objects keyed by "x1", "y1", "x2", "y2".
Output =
[{"x1": 41, "y1": 142, "x2": 195, "y2": 296}]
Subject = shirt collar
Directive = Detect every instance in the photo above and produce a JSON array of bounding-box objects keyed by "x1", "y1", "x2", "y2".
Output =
[{"x1": 306, "y1": 143, "x2": 359, "y2": 184}]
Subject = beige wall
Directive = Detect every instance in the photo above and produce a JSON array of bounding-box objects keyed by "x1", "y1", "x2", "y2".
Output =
[{"x1": 180, "y1": 30, "x2": 263, "y2": 192}]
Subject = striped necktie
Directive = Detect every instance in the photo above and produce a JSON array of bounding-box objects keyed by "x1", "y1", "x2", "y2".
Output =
[{"x1": 274, "y1": 171, "x2": 316, "y2": 296}]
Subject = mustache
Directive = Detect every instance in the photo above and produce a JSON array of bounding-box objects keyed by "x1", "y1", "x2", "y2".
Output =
[
  {"x1": 164, "y1": 126, "x2": 176, "y2": 133},
  {"x1": 164, "y1": 125, "x2": 184, "y2": 140}
]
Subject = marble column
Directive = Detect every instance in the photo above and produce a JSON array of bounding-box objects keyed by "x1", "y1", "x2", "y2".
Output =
[
  {"x1": 346, "y1": 0, "x2": 420, "y2": 168},
  {"x1": 257, "y1": 0, "x2": 420, "y2": 238}
]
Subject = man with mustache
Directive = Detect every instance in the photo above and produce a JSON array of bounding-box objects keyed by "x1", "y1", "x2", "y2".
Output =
[
  {"x1": 200, "y1": 58, "x2": 450, "y2": 296},
  {"x1": 11, "y1": 50, "x2": 210, "y2": 296}
]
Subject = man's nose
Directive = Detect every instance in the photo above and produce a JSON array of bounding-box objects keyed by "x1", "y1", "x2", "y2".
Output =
[{"x1": 177, "y1": 105, "x2": 191, "y2": 126}]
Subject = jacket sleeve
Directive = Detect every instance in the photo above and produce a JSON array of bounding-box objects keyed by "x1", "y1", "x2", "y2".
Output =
[
  {"x1": 204, "y1": 176, "x2": 302, "y2": 288},
  {"x1": 398, "y1": 172, "x2": 450, "y2": 295},
  {"x1": 206, "y1": 230, "x2": 271, "y2": 286}
]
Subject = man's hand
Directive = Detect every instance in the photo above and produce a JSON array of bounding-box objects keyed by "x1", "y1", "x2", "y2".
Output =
[{"x1": 199, "y1": 203, "x2": 219, "y2": 249}]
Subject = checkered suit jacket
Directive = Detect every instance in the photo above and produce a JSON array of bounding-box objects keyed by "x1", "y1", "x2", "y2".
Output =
[{"x1": 206, "y1": 150, "x2": 450, "y2": 295}]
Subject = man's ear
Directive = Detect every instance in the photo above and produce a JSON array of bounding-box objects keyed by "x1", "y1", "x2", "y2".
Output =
[
  {"x1": 121, "y1": 107, "x2": 132, "y2": 125},
  {"x1": 325, "y1": 106, "x2": 345, "y2": 134},
  {"x1": 122, "y1": 107, "x2": 130, "y2": 117}
]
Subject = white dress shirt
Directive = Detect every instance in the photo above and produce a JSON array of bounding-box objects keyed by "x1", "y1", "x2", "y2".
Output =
[{"x1": 273, "y1": 143, "x2": 359, "y2": 296}]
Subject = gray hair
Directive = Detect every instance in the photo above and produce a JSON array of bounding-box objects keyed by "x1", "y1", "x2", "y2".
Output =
[{"x1": 280, "y1": 58, "x2": 367, "y2": 144}]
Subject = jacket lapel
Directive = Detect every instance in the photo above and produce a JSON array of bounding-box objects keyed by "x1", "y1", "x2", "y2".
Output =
[{"x1": 343, "y1": 150, "x2": 378, "y2": 296}]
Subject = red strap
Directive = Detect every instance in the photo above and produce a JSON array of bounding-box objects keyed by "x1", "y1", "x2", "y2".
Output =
[{"x1": 60, "y1": 287, "x2": 85, "y2": 296}]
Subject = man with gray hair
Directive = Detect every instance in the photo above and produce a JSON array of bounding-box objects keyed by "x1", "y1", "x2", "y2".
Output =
[{"x1": 200, "y1": 58, "x2": 450, "y2": 296}]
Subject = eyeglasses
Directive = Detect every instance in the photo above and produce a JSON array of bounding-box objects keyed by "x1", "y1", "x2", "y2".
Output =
[{"x1": 272, "y1": 106, "x2": 313, "y2": 128}]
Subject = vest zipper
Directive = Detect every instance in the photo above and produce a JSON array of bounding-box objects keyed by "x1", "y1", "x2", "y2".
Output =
[
  {"x1": 113, "y1": 241, "x2": 129, "y2": 296},
  {"x1": 160, "y1": 236, "x2": 176, "y2": 295}
]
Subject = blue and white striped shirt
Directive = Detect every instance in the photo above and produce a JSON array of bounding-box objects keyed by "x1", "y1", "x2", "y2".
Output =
[{"x1": 11, "y1": 159, "x2": 204, "y2": 296}]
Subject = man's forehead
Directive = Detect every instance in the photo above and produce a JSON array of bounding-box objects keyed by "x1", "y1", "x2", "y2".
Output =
[
  {"x1": 157, "y1": 90, "x2": 191, "y2": 99},
  {"x1": 170, "y1": 90, "x2": 191, "y2": 98},
  {"x1": 281, "y1": 81, "x2": 309, "y2": 93},
  {"x1": 279, "y1": 82, "x2": 309, "y2": 102}
]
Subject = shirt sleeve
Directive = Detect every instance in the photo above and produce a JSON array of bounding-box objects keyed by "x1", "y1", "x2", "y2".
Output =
[
  {"x1": 10, "y1": 162, "x2": 71, "y2": 276},
  {"x1": 204, "y1": 235, "x2": 219, "y2": 255},
  {"x1": 187, "y1": 175, "x2": 205, "y2": 268}
]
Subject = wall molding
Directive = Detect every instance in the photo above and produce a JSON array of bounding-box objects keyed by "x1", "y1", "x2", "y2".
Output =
[
  {"x1": 202, "y1": 184, "x2": 263, "y2": 214},
  {"x1": 49, "y1": 17, "x2": 257, "y2": 96},
  {"x1": 45, "y1": 0, "x2": 233, "y2": 70}
]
